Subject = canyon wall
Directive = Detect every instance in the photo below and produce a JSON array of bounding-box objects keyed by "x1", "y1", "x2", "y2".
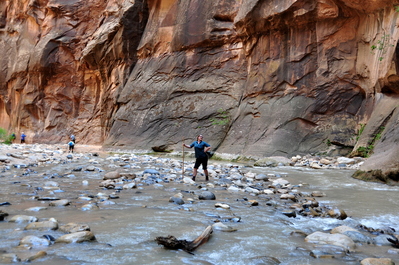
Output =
[{"x1": 1, "y1": 0, "x2": 399, "y2": 177}]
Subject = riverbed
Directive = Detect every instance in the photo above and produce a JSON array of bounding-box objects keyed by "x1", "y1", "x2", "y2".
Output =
[{"x1": 0, "y1": 144, "x2": 398, "y2": 265}]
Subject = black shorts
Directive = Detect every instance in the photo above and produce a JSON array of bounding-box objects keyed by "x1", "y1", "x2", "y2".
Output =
[{"x1": 194, "y1": 157, "x2": 208, "y2": 170}]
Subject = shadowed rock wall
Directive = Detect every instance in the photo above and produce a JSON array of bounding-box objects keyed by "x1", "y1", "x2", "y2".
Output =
[{"x1": 1, "y1": 0, "x2": 399, "y2": 176}]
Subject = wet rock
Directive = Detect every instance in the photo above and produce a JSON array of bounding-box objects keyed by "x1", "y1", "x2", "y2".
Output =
[
  {"x1": 103, "y1": 171, "x2": 120, "y2": 180},
  {"x1": 215, "y1": 203, "x2": 230, "y2": 209},
  {"x1": 327, "y1": 208, "x2": 347, "y2": 220},
  {"x1": 42, "y1": 235, "x2": 56, "y2": 241},
  {"x1": 169, "y1": 197, "x2": 185, "y2": 205},
  {"x1": 254, "y1": 158, "x2": 278, "y2": 167},
  {"x1": 198, "y1": 191, "x2": 216, "y2": 200},
  {"x1": 25, "y1": 207, "x2": 48, "y2": 212},
  {"x1": 320, "y1": 158, "x2": 332, "y2": 165},
  {"x1": 59, "y1": 223, "x2": 91, "y2": 233},
  {"x1": 143, "y1": 169, "x2": 160, "y2": 174},
  {"x1": 19, "y1": 235, "x2": 51, "y2": 246},
  {"x1": 55, "y1": 231, "x2": 96, "y2": 243},
  {"x1": 0, "y1": 210, "x2": 9, "y2": 221},
  {"x1": 271, "y1": 178, "x2": 290, "y2": 187},
  {"x1": 343, "y1": 231, "x2": 374, "y2": 244},
  {"x1": 212, "y1": 222, "x2": 237, "y2": 232},
  {"x1": 183, "y1": 177, "x2": 195, "y2": 184},
  {"x1": 0, "y1": 156, "x2": 10, "y2": 162},
  {"x1": 246, "y1": 187, "x2": 261, "y2": 194},
  {"x1": 255, "y1": 174, "x2": 269, "y2": 181},
  {"x1": 8, "y1": 215, "x2": 38, "y2": 223},
  {"x1": 49, "y1": 199, "x2": 70, "y2": 207},
  {"x1": 311, "y1": 191, "x2": 326, "y2": 197},
  {"x1": 337, "y1": 157, "x2": 356, "y2": 164},
  {"x1": 25, "y1": 251, "x2": 47, "y2": 262},
  {"x1": 305, "y1": 231, "x2": 355, "y2": 252},
  {"x1": 86, "y1": 166, "x2": 96, "y2": 171},
  {"x1": 290, "y1": 230, "x2": 308, "y2": 237},
  {"x1": 282, "y1": 210, "x2": 296, "y2": 218},
  {"x1": 0, "y1": 253, "x2": 20, "y2": 263},
  {"x1": 248, "y1": 200, "x2": 258, "y2": 206},
  {"x1": 0, "y1": 202, "x2": 11, "y2": 206},
  {"x1": 227, "y1": 186, "x2": 242, "y2": 192},
  {"x1": 280, "y1": 194, "x2": 296, "y2": 200},
  {"x1": 331, "y1": 225, "x2": 358, "y2": 234},
  {"x1": 37, "y1": 197, "x2": 60, "y2": 201},
  {"x1": 24, "y1": 219, "x2": 58, "y2": 231},
  {"x1": 44, "y1": 181, "x2": 59, "y2": 187},
  {"x1": 81, "y1": 203, "x2": 98, "y2": 211},
  {"x1": 310, "y1": 250, "x2": 335, "y2": 259},
  {"x1": 374, "y1": 234, "x2": 396, "y2": 246},
  {"x1": 123, "y1": 182, "x2": 136, "y2": 189},
  {"x1": 9, "y1": 153, "x2": 25, "y2": 159},
  {"x1": 246, "y1": 255, "x2": 281, "y2": 265},
  {"x1": 98, "y1": 200, "x2": 116, "y2": 206},
  {"x1": 360, "y1": 258, "x2": 395, "y2": 265}
]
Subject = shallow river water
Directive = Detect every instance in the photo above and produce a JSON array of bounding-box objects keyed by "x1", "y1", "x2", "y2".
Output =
[{"x1": 1, "y1": 151, "x2": 399, "y2": 265}]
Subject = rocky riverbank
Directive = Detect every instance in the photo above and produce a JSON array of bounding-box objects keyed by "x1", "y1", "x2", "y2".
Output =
[{"x1": 0, "y1": 144, "x2": 398, "y2": 264}]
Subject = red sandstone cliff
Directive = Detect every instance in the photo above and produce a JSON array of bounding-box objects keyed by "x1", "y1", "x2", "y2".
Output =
[{"x1": 1, "y1": 0, "x2": 399, "y2": 178}]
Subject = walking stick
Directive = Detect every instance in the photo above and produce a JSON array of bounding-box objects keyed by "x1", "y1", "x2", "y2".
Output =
[{"x1": 182, "y1": 139, "x2": 185, "y2": 176}]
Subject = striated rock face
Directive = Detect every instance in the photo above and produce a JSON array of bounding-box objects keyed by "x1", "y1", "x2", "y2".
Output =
[{"x1": 1, "y1": 0, "x2": 399, "y2": 175}]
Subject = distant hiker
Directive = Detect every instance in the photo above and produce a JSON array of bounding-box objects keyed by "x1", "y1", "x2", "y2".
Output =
[
  {"x1": 11, "y1": 133, "x2": 16, "y2": 143},
  {"x1": 68, "y1": 140, "x2": 75, "y2": 153},
  {"x1": 70, "y1": 134, "x2": 75, "y2": 143},
  {"x1": 183, "y1": 134, "x2": 211, "y2": 181},
  {"x1": 20, "y1": 132, "x2": 26, "y2": 144}
]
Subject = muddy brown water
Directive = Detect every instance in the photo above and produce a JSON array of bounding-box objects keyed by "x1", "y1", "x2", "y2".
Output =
[{"x1": 0, "y1": 149, "x2": 399, "y2": 265}]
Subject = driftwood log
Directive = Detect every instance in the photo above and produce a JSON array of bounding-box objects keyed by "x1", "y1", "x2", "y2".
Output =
[{"x1": 155, "y1": 225, "x2": 213, "y2": 253}]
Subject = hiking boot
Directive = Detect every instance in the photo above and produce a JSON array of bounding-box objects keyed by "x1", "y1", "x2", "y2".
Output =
[
  {"x1": 192, "y1": 176, "x2": 196, "y2": 181},
  {"x1": 205, "y1": 176, "x2": 209, "y2": 181}
]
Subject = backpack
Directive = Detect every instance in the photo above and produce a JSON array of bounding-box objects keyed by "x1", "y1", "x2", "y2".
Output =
[{"x1": 68, "y1": 141, "x2": 74, "y2": 147}]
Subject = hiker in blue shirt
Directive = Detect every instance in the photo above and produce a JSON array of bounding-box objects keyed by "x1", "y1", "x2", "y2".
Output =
[
  {"x1": 68, "y1": 140, "x2": 75, "y2": 153},
  {"x1": 20, "y1": 132, "x2": 26, "y2": 144},
  {"x1": 183, "y1": 134, "x2": 211, "y2": 181}
]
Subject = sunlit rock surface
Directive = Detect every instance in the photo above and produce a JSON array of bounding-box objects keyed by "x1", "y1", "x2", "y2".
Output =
[{"x1": 1, "y1": 0, "x2": 399, "y2": 177}]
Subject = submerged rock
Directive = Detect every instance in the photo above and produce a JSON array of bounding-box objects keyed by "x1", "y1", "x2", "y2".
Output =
[{"x1": 55, "y1": 231, "x2": 96, "y2": 243}]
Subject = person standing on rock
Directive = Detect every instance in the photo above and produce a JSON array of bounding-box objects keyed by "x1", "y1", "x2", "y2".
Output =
[
  {"x1": 20, "y1": 132, "x2": 26, "y2": 144},
  {"x1": 183, "y1": 134, "x2": 211, "y2": 181},
  {"x1": 70, "y1": 134, "x2": 75, "y2": 143}
]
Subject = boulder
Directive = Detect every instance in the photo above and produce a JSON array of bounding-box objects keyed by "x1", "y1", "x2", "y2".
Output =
[
  {"x1": 24, "y1": 220, "x2": 58, "y2": 231},
  {"x1": 327, "y1": 208, "x2": 348, "y2": 220},
  {"x1": 331, "y1": 225, "x2": 358, "y2": 234},
  {"x1": 58, "y1": 223, "x2": 91, "y2": 233},
  {"x1": 103, "y1": 171, "x2": 120, "y2": 180},
  {"x1": 55, "y1": 231, "x2": 96, "y2": 243},
  {"x1": 19, "y1": 236, "x2": 51, "y2": 246},
  {"x1": 8, "y1": 215, "x2": 38, "y2": 223},
  {"x1": 198, "y1": 191, "x2": 216, "y2": 200},
  {"x1": 360, "y1": 258, "x2": 395, "y2": 265},
  {"x1": 305, "y1": 231, "x2": 356, "y2": 252},
  {"x1": 49, "y1": 199, "x2": 70, "y2": 206}
]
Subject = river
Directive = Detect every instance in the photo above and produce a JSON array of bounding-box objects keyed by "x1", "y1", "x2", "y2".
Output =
[{"x1": 0, "y1": 148, "x2": 398, "y2": 265}]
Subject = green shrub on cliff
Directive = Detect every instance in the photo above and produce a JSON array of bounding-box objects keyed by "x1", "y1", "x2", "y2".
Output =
[
  {"x1": 0, "y1": 128, "x2": 14, "y2": 145},
  {"x1": 210, "y1": 108, "x2": 230, "y2": 126}
]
